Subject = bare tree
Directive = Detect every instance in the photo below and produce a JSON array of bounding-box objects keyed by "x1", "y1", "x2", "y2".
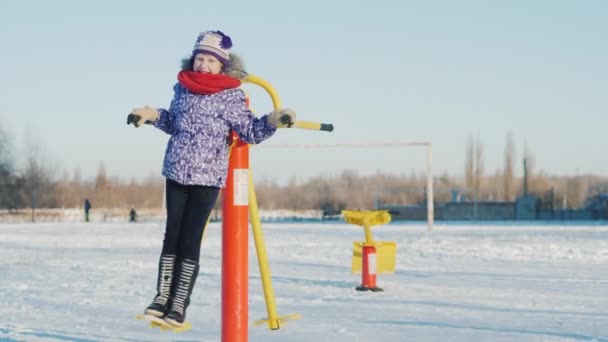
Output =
[
  {"x1": 473, "y1": 135, "x2": 484, "y2": 199},
  {"x1": 522, "y1": 143, "x2": 536, "y2": 195},
  {"x1": 465, "y1": 134, "x2": 474, "y2": 193},
  {"x1": 94, "y1": 162, "x2": 109, "y2": 207},
  {"x1": 465, "y1": 134, "x2": 484, "y2": 202},
  {"x1": 565, "y1": 175, "x2": 589, "y2": 209},
  {"x1": 21, "y1": 131, "x2": 57, "y2": 221},
  {"x1": 503, "y1": 131, "x2": 515, "y2": 201},
  {"x1": 0, "y1": 121, "x2": 16, "y2": 208}
]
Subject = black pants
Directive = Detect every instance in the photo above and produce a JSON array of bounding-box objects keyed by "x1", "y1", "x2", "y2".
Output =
[{"x1": 161, "y1": 178, "x2": 220, "y2": 262}]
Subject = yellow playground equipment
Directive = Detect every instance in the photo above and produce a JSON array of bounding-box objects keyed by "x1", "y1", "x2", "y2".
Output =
[{"x1": 343, "y1": 210, "x2": 397, "y2": 276}]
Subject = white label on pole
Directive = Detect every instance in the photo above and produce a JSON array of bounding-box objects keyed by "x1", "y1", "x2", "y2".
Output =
[
  {"x1": 234, "y1": 169, "x2": 248, "y2": 206},
  {"x1": 368, "y1": 252, "x2": 377, "y2": 275}
]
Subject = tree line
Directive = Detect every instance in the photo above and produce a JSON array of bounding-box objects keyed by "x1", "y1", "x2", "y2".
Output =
[{"x1": 1, "y1": 125, "x2": 607, "y2": 213}]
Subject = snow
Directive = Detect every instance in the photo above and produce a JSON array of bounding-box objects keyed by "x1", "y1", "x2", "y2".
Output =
[{"x1": 1, "y1": 222, "x2": 607, "y2": 341}]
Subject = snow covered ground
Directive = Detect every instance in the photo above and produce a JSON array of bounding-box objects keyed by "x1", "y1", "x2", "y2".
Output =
[{"x1": 1, "y1": 222, "x2": 607, "y2": 341}]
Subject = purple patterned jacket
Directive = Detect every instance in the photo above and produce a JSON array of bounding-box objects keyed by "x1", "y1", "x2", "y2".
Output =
[{"x1": 154, "y1": 83, "x2": 276, "y2": 187}]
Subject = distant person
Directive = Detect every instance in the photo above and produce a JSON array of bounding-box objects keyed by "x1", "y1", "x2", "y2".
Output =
[
  {"x1": 84, "y1": 198, "x2": 91, "y2": 222},
  {"x1": 129, "y1": 208, "x2": 137, "y2": 223},
  {"x1": 127, "y1": 30, "x2": 294, "y2": 326}
]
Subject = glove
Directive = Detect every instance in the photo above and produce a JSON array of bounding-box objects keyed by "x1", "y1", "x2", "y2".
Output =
[
  {"x1": 127, "y1": 106, "x2": 159, "y2": 127},
  {"x1": 268, "y1": 108, "x2": 296, "y2": 128}
]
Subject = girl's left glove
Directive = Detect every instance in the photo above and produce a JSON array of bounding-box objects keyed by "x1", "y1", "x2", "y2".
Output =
[
  {"x1": 268, "y1": 108, "x2": 296, "y2": 128},
  {"x1": 127, "y1": 106, "x2": 159, "y2": 127}
]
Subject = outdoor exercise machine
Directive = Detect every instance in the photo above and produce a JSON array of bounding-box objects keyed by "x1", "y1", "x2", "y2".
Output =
[
  {"x1": 222, "y1": 73, "x2": 333, "y2": 342},
  {"x1": 343, "y1": 209, "x2": 397, "y2": 292}
]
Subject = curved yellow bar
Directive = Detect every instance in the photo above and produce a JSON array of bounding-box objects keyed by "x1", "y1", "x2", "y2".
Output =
[
  {"x1": 243, "y1": 73, "x2": 329, "y2": 331},
  {"x1": 243, "y1": 74, "x2": 282, "y2": 110},
  {"x1": 243, "y1": 74, "x2": 334, "y2": 132},
  {"x1": 242, "y1": 74, "x2": 298, "y2": 329}
]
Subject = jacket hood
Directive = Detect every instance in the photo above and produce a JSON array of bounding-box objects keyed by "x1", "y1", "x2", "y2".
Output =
[{"x1": 181, "y1": 53, "x2": 248, "y2": 80}]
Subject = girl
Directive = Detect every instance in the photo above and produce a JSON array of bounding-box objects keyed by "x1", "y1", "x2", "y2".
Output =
[{"x1": 129, "y1": 30, "x2": 294, "y2": 326}]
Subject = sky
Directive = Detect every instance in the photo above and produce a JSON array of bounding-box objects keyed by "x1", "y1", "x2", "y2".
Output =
[
  {"x1": 1, "y1": 220, "x2": 607, "y2": 341},
  {"x1": 1, "y1": 0, "x2": 607, "y2": 183}
]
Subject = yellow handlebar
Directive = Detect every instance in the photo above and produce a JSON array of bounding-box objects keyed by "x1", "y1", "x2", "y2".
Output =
[{"x1": 293, "y1": 121, "x2": 334, "y2": 132}]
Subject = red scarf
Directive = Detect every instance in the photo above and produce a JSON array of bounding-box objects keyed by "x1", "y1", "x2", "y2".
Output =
[{"x1": 177, "y1": 70, "x2": 241, "y2": 94}]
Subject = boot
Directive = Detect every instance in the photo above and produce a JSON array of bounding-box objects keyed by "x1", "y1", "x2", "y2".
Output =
[
  {"x1": 165, "y1": 259, "x2": 199, "y2": 326},
  {"x1": 145, "y1": 254, "x2": 176, "y2": 317}
]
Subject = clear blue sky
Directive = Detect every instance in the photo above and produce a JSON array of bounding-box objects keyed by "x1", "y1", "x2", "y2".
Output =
[{"x1": 1, "y1": 0, "x2": 607, "y2": 183}]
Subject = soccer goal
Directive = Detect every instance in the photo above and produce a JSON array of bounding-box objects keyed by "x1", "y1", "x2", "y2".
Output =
[{"x1": 251, "y1": 141, "x2": 434, "y2": 231}]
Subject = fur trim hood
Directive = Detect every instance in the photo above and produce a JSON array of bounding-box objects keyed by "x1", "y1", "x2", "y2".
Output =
[{"x1": 181, "y1": 53, "x2": 248, "y2": 80}]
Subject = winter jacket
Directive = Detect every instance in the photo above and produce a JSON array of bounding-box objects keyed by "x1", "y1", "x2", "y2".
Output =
[{"x1": 154, "y1": 83, "x2": 276, "y2": 187}]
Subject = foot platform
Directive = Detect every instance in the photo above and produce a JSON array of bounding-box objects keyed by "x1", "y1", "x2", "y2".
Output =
[
  {"x1": 135, "y1": 314, "x2": 192, "y2": 332},
  {"x1": 254, "y1": 313, "x2": 302, "y2": 330}
]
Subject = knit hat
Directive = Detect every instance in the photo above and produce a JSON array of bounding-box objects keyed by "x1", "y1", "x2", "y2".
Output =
[{"x1": 192, "y1": 30, "x2": 232, "y2": 67}]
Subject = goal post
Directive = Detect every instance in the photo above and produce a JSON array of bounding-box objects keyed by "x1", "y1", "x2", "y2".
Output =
[{"x1": 253, "y1": 141, "x2": 434, "y2": 231}]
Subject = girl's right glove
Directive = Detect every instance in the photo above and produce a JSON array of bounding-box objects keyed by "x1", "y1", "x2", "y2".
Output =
[{"x1": 127, "y1": 106, "x2": 159, "y2": 127}]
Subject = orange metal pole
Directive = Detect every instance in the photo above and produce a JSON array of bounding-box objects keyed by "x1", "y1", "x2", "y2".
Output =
[
  {"x1": 362, "y1": 245, "x2": 376, "y2": 288},
  {"x1": 222, "y1": 133, "x2": 250, "y2": 342},
  {"x1": 355, "y1": 245, "x2": 383, "y2": 292}
]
